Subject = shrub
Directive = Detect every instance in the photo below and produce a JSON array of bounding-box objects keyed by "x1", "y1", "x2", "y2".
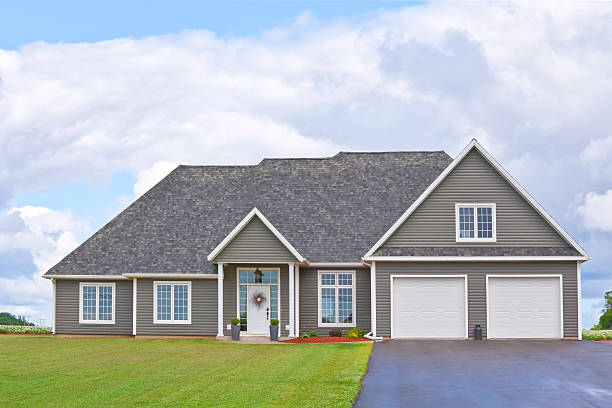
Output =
[
  {"x1": 299, "y1": 332, "x2": 310, "y2": 338},
  {"x1": 230, "y1": 318, "x2": 241, "y2": 325},
  {"x1": 347, "y1": 328, "x2": 366, "y2": 338},
  {"x1": 329, "y1": 329, "x2": 342, "y2": 337},
  {"x1": 0, "y1": 325, "x2": 52, "y2": 334},
  {"x1": 270, "y1": 319, "x2": 279, "y2": 326},
  {"x1": 582, "y1": 330, "x2": 612, "y2": 341},
  {"x1": 308, "y1": 330, "x2": 318, "y2": 337}
]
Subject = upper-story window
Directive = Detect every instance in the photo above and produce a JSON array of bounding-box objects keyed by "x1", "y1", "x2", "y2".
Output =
[{"x1": 455, "y1": 203, "x2": 496, "y2": 242}]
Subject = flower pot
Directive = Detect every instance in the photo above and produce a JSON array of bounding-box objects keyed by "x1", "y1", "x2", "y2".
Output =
[
  {"x1": 231, "y1": 324, "x2": 241, "y2": 341},
  {"x1": 269, "y1": 324, "x2": 279, "y2": 341}
]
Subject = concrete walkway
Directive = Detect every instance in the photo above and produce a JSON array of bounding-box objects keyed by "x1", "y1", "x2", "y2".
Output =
[
  {"x1": 355, "y1": 340, "x2": 612, "y2": 408},
  {"x1": 217, "y1": 336, "x2": 291, "y2": 344}
]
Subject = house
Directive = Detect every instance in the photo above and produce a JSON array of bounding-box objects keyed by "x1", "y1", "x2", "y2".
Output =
[{"x1": 43, "y1": 140, "x2": 589, "y2": 340}]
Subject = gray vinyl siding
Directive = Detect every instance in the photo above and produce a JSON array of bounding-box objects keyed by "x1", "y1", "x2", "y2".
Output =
[
  {"x1": 214, "y1": 217, "x2": 298, "y2": 263},
  {"x1": 136, "y1": 279, "x2": 217, "y2": 335},
  {"x1": 375, "y1": 262, "x2": 578, "y2": 338},
  {"x1": 298, "y1": 268, "x2": 371, "y2": 335},
  {"x1": 223, "y1": 264, "x2": 290, "y2": 337},
  {"x1": 382, "y1": 149, "x2": 571, "y2": 249},
  {"x1": 55, "y1": 280, "x2": 132, "y2": 335}
]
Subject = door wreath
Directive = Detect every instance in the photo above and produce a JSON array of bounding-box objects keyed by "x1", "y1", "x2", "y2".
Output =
[{"x1": 251, "y1": 291, "x2": 267, "y2": 308}]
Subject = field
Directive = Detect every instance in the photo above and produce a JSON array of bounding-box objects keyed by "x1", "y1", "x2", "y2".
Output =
[{"x1": 0, "y1": 337, "x2": 371, "y2": 407}]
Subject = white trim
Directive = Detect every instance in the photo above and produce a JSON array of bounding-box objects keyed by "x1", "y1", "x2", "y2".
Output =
[
  {"x1": 370, "y1": 262, "x2": 377, "y2": 337},
  {"x1": 364, "y1": 139, "x2": 588, "y2": 258},
  {"x1": 123, "y1": 273, "x2": 218, "y2": 279},
  {"x1": 43, "y1": 275, "x2": 128, "y2": 280},
  {"x1": 207, "y1": 208, "x2": 305, "y2": 262},
  {"x1": 132, "y1": 278, "x2": 137, "y2": 335},
  {"x1": 577, "y1": 261, "x2": 583, "y2": 340},
  {"x1": 289, "y1": 263, "x2": 295, "y2": 337},
  {"x1": 455, "y1": 203, "x2": 497, "y2": 243},
  {"x1": 390, "y1": 275, "x2": 468, "y2": 340},
  {"x1": 306, "y1": 263, "x2": 367, "y2": 268},
  {"x1": 217, "y1": 264, "x2": 224, "y2": 337},
  {"x1": 317, "y1": 270, "x2": 357, "y2": 327},
  {"x1": 486, "y1": 274, "x2": 564, "y2": 339},
  {"x1": 153, "y1": 281, "x2": 192, "y2": 324},
  {"x1": 236, "y1": 267, "x2": 281, "y2": 335},
  {"x1": 79, "y1": 282, "x2": 116, "y2": 324},
  {"x1": 295, "y1": 265, "x2": 300, "y2": 336},
  {"x1": 52, "y1": 279, "x2": 56, "y2": 334},
  {"x1": 364, "y1": 256, "x2": 589, "y2": 262}
]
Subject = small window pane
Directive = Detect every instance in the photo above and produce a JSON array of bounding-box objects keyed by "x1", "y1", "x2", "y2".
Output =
[
  {"x1": 173, "y1": 284, "x2": 189, "y2": 321},
  {"x1": 321, "y1": 287, "x2": 336, "y2": 323},
  {"x1": 82, "y1": 286, "x2": 97, "y2": 320},
  {"x1": 98, "y1": 286, "x2": 113, "y2": 321},
  {"x1": 477, "y1": 207, "x2": 493, "y2": 238},
  {"x1": 239, "y1": 285, "x2": 248, "y2": 331},
  {"x1": 338, "y1": 288, "x2": 353, "y2": 324},
  {"x1": 321, "y1": 274, "x2": 335, "y2": 286},
  {"x1": 262, "y1": 270, "x2": 278, "y2": 284},
  {"x1": 338, "y1": 274, "x2": 352, "y2": 286},
  {"x1": 270, "y1": 285, "x2": 278, "y2": 319},
  {"x1": 156, "y1": 284, "x2": 171, "y2": 321},
  {"x1": 459, "y1": 207, "x2": 475, "y2": 238},
  {"x1": 240, "y1": 270, "x2": 255, "y2": 284}
]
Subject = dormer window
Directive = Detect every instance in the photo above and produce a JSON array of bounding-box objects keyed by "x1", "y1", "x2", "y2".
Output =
[{"x1": 455, "y1": 203, "x2": 496, "y2": 242}]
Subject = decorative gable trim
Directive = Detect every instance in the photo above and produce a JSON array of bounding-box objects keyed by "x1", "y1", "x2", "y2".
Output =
[
  {"x1": 363, "y1": 139, "x2": 588, "y2": 259},
  {"x1": 207, "y1": 207, "x2": 306, "y2": 263}
]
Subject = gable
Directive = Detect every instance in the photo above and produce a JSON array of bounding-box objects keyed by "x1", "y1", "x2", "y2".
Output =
[
  {"x1": 380, "y1": 148, "x2": 573, "y2": 249},
  {"x1": 213, "y1": 216, "x2": 298, "y2": 263}
]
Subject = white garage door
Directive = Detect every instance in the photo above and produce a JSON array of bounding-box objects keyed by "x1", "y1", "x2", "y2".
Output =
[
  {"x1": 488, "y1": 276, "x2": 562, "y2": 339},
  {"x1": 392, "y1": 276, "x2": 467, "y2": 339}
]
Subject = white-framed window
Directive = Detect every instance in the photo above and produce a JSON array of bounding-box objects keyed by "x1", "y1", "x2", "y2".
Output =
[
  {"x1": 79, "y1": 282, "x2": 115, "y2": 324},
  {"x1": 153, "y1": 281, "x2": 192, "y2": 324},
  {"x1": 317, "y1": 271, "x2": 356, "y2": 327},
  {"x1": 455, "y1": 203, "x2": 496, "y2": 242}
]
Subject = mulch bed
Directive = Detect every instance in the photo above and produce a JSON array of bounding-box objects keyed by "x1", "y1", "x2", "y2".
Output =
[{"x1": 281, "y1": 336, "x2": 372, "y2": 343}]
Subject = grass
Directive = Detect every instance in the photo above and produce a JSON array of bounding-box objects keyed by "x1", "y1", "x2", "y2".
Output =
[
  {"x1": 582, "y1": 330, "x2": 612, "y2": 341},
  {"x1": 0, "y1": 337, "x2": 371, "y2": 407},
  {"x1": 0, "y1": 325, "x2": 52, "y2": 334}
]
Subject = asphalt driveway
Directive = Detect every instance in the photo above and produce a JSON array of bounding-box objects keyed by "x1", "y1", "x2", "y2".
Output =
[{"x1": 355, "y1": 340, "x2": 612, "y2": 408}]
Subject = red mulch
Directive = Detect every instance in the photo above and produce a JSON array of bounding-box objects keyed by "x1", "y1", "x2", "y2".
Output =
[{"x1": 281, "y1": 336, "x2": 372, "y2": 343}]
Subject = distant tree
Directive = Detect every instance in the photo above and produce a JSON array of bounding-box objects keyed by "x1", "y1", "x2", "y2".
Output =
[
  {"x1": 593, "y1": 291, "x2": 612, "y2": 330},
  {"x1": 0, "y1": 312, "x2": 34, "y2": 326}
]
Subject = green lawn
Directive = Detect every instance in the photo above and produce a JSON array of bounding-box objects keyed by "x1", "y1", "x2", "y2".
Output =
[{"x1": 0, "y1": 337, "x2": 371, "y2": 407}]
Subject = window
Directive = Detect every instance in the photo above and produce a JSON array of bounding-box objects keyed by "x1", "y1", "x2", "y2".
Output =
[
  {"x1": 79, "y1": 283, "x2": 115, "y2": 324},
  {"x1": 154, "y1": 282, "x2": 191, "y2": 324},
  {"x1": 318, "y1": 271, "x2": 356, "y2": 327},
  {"x1": 455, "y1": 203, "x2": 496, "y2": 242}
]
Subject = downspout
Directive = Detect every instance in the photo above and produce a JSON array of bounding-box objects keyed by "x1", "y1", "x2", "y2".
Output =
[{"x1": 362, "y1": 260, "x2": 383, "y2": 341}]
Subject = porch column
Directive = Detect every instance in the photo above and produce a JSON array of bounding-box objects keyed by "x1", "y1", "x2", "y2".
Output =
[
  {"x1": 371, "y1": 261, "x2": 377, "y2": 337},
  {"x1": 217, "y1": 263, "x2": 224, "y2": 337},
  {"x1": 132, "y1": 278, "x2": 137, "y2": 336},
  {"x1": 52, "y1": 279, "x2": 56, "y2": 335},
  {"x1": 295, "y1": 265, "x2": 300, "y2": 337},
  {"x1": 288, "y1": 263, "x2": 295, "y2": 337}
]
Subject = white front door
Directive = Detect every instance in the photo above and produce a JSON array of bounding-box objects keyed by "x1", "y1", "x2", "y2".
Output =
[
  {"x1": 247, "y1": 285, "x2": 270, "y2": 335},
  {"x1": 488, "y1": 276, "x2": 562, "y2": 339},
  {"x1": 392, "y1": 276, "x2": 467, "y2": 339}
]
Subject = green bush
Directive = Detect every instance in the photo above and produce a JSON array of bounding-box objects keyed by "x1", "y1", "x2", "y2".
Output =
[
  {"x1": 299, "y1": 330, "x2": 318, "y2": 339},
  {"x1": 582, "y1": 330, "x2": 612, "y2": 341},
  {"x1": 230, "y1": 318, "x2": 241, "y2": 325},
  {"x1": 308, "y1": 330, "x2": 318, "y2": 337},
  {"x1": 270, "y1": 319, "x2": 279, "y2": 326},
  {"x1": 0, "y1": 325, "x2": 52, "y2": 334},
  {"x1": 347, "y1": 328, "x2": 366, "y2": 338}
]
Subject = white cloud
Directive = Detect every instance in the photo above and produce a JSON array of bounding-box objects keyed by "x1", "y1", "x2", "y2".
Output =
[
  {"x1": 0, "y1": 206, "x2": 89, "y2": 324},
  {"x1": 134, "y1": 161, "x2": 178, "y2": 198},
  {"x1": 577, "y1": 190, "x2": 612, "y2": 232}
]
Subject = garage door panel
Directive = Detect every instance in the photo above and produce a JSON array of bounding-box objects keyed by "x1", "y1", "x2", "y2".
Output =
[
  {"x1": 489, "y1": 277, "x2": 561, "y2": 339},
  {"x1": 393, "y1": 277, "x2": 466, "y2": 339}
]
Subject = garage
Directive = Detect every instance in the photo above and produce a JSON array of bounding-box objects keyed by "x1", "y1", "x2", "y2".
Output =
[
  {"x1": 487, "y1": 275, "x2": 562, "y2": 339},
  {"x1": 391, "y1": 275, "x2": 467, "y2": 339}
]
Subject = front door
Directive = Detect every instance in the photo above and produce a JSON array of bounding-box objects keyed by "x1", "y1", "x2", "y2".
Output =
[{"x1": 247, "y1": 285, "x2": 270, "y2": 335}]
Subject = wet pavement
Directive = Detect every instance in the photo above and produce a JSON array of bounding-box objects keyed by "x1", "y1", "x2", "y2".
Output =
[{"x1": 355, "y1": 340, "x2": 612, "y2": 408}]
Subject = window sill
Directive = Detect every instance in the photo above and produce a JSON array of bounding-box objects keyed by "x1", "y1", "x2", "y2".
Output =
[
  {"x1": 318, "y1": 323, "x2": 356, "y2": 327},
  {"x1": 79, "y1": 321, "x2": 115, "y2": 325},
  {"x1": 153, "y1": 321, "x2": 192, "y2": 325},
  {"x1": 456, "y1": 238, "x2": 497, "y2": 243}
]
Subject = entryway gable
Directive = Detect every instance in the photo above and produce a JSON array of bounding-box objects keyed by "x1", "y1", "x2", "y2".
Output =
[{"x1": 208, "y1": 208, "x2": 304, "y2": 263}]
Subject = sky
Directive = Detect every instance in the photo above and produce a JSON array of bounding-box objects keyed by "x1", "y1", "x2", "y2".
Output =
[{"x1": 1, "y1": 1, "x2": 611, "y2": 329}]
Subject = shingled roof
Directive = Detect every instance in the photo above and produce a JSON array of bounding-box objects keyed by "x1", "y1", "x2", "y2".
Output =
[{"x1": 45, "y1": 151, "x2": 452, "y2": 275}]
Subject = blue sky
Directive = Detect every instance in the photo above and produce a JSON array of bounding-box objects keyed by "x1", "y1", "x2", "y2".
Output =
[{"x1": 1, "y1": 1, "x2": 611, "y2": 329}]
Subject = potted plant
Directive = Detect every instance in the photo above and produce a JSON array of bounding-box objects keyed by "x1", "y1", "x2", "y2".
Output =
[
  {"x1": 269, "y1": 318, "x2": 280, "y2": 341},
  {"x1": 230, "y1": 318, "x2": 241, "y2": 341}
]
